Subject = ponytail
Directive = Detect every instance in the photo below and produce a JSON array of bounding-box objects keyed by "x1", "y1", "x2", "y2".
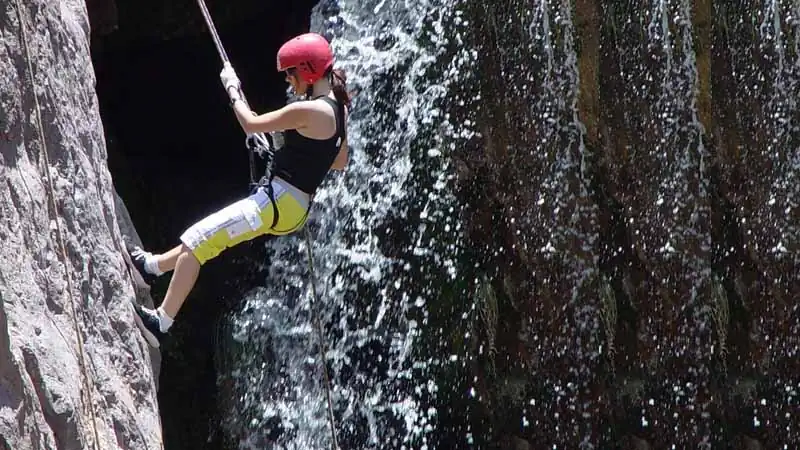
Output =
[{"x1": 329, "y1": 68, "x2": 351, "y2": 109}]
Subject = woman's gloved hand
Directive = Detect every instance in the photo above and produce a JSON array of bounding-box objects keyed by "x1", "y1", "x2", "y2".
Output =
[{"x1": 220, "y1": 62, "x2": 242, "y2": 103}]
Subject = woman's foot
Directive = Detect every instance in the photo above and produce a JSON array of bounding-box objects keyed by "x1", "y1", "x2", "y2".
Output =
[
  {"x1": 126, "y1": 244, "x2": 159, "y2": 286},
  {"x1": 131, "y1": 302, "x2": 168, "y2": 348}
]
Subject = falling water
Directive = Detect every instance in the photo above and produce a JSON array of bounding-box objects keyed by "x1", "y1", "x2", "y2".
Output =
[
  {"x1": 211, "y1": 0, "x2": 800, "y2": 447},
  {"x1": 216, "y1": 0, "x2": 477, "y2": 448},
  {"x1": 452, "y1": 0, "x2": 602, "y2": 446},
  {"x1": 598, "y1": 0, "x2": 716, "y2": 444},
  {"x1": 713, "y1": 0, "x2": 800, "y2": 446},
  {"x1": 644, "y1": 0, "x2": 715, "y2": 440},
  {"x1": 738, "y1": 0, "x2": 800, "y2": 274}
]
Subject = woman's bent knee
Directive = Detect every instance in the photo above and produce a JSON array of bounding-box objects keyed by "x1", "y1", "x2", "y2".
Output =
[
  {"x1": 178, "y1": 244, "x2": 200, "y2": 265},
  {"x1": 179, "y1": 207, "x2": 262, "y2": 266}
]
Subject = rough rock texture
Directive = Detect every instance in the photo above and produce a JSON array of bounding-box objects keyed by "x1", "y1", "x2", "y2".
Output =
[{"x1": 0, "y1": 1, "x2": 162, "y2": 449}]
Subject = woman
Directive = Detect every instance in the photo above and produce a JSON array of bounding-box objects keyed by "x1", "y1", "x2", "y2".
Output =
[{"x1": 129, "y1": 32, "x2": 350, "y2": 348}]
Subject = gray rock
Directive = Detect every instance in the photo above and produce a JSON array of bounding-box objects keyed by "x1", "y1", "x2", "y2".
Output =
[{"x1": 0, "y1": 1, "x2": 162, "y2": 449}]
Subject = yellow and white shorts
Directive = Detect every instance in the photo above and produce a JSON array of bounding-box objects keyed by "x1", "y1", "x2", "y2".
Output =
[{"x1": 179, "y1": 178, "x2": 309, "y2": 265}]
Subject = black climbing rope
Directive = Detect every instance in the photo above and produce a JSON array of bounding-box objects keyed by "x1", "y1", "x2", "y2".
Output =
[{"x1": 303, "y1": 226, "x2": 340, "y2": 449}]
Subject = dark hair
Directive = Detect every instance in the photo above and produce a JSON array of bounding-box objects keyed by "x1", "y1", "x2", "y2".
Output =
[
  {"x1": 303, "y1": 67, "x2": 351, "y2": 109},
  {"x1": 329, "y1": 68, "x2": 351, "y2": 109}
]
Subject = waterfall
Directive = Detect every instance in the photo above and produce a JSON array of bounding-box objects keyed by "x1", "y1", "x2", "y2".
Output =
[
  {"x1": 470, "y1": 0, "x2": 603, "y2": 446},
  {"x1": 210, "y1": 0, "x2": 800, "y2": 446},
  {"x1": 715, "y1": 0, "x2": 800, "y2": 443},
  {"x1": 217, "y1": 0, "x2": 477, "y2": 448}
]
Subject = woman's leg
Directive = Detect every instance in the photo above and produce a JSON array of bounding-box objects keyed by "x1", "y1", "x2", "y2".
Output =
[
  {"x1": 152, "y1": 244, "x2": 187, "y2": 273},
  {"x1": 132, "y1": 189, "x2": 275, "y2": 347},
  {"x1": 132, "y1": 244, "x2": 199, "y2": 346},
  {"x1": 158, "y1": 244, "x2": 201, "y2": 318},
  {"x1": 127, "y1": 243, "x2": 184, "y2": 283},
  {"x1": 132, "y1": 182, "x2": 309, "y2": 347}
]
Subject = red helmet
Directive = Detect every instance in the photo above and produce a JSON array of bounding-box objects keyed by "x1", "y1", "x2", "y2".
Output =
[{"x1": 276, "y1": 33, "x2": 334, "y2": 84}]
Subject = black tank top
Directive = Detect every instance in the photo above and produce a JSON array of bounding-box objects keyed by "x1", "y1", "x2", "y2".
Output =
[{"x1": 272, "y1": 96, "x2": 345, "y2": 195}]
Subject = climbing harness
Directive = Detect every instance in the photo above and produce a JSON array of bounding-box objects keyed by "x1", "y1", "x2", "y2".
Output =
[
  {"x1": 194, "y1": 1, "x2": 339, "y2": 446},
  {"x1": 14, "y1": 2, "x2": 101, "y2": 449}
]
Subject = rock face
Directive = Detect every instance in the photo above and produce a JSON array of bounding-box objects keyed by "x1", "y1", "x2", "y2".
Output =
[{"x1": 0, "y1": 1, "x2": 162, "y2": 449}]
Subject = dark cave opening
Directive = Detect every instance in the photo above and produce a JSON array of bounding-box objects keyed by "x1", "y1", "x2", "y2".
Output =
[{"x1": 88, "y1": 2, "x2": 317, "y2": 448}]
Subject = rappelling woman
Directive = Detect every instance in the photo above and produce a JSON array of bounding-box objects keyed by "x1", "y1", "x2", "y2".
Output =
[{"x1": 129, "y1": 32, "x2": 350, "y2": 347}]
